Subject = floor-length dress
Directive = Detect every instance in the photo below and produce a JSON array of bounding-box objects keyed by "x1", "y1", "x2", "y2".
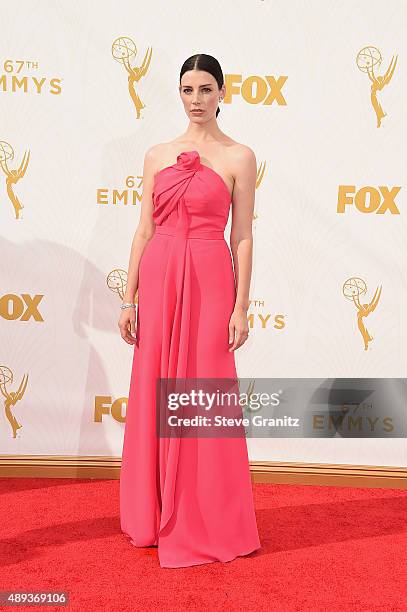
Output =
[{"x1": 120, "y1": 149, "x2": 261, "y2": 568}]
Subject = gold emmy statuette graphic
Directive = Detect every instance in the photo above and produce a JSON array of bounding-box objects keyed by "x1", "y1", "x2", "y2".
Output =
[
  {"x1": 240, "y1": 378, "x2": 257, "y2": 410},
  {"x1": 0, "y1": 366, "x2": 29, "y2": 438},
  {"x1": 111, "y1": 37, "x2": 152, "y2": 119},
  {"x1": 107, "y1": 268, "x2": 139, "y2": 304},
  {"x1": 356, "y1": 46, "x2": 398, "y2": 128},
  {"x1": 253, "y1": 160, "x2": 267, "y2": 221},
  {"x1": 343, "y1": 277, "x2": 382, "y2": 351},
  {"x1": 0, "y1": 141, "x2": 30, "y2": 219}
]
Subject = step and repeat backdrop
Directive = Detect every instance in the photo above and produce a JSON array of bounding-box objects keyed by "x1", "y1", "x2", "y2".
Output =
[{"x1": 1, "y1": 1, "x2": 406, "y2": 467}]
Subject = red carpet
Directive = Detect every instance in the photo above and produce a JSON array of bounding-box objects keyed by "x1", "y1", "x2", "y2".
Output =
[{"x1": 1, "y1": 478, "x2": 406, "y2": 611}]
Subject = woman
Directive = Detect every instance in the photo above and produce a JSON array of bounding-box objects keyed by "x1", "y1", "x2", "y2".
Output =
[{"x1": 119, "y1": 53, "x2": 260, "y2": 568}]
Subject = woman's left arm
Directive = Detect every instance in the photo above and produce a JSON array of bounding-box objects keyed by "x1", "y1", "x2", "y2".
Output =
[{"x1": 228, "y1": 146, "x2": 257, "y2": 352}]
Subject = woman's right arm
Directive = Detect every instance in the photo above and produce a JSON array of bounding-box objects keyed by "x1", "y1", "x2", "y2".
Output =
[{"x1": 118, "y1": 146, "x2": 158, "y2": 345}]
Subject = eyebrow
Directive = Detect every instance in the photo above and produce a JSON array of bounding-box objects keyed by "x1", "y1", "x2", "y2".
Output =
[{"x1": 182, "y1": 84, "x2": 213, "y2": 87}]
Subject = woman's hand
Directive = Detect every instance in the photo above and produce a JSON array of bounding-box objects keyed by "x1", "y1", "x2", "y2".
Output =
[
  {"x1": 118, "y1": 306, "x2": 137, "y2": 345},
  {"x1": 228, "y1": 307, "x2": 249, "y2": 352}
]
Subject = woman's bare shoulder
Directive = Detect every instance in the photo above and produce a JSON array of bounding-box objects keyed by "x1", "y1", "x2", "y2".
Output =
[
  {"x1": 143, "y1": 143, "x2": 174, "y2": 175},
  {"x1": 223, "y1": 141, "x2": 257, "y2": 180},
  {"x1": 227, "y1": 141, "x2": 256, "y2": 164},
  {"x1": 144, "y1": 142, "x2": 169, "y2": 160},
  {"x1": 145, "y1": 142, "x2": 181, "y2": 169}
]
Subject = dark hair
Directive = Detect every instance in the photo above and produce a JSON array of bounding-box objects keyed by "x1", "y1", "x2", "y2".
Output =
[{"x1": 179, "y1": 53, "x2": 224, "y2": 118}]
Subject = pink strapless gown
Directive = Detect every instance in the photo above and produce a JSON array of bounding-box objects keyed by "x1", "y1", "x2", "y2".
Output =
[{"x1": 120, "y1": 150, "x2": 261, "y2": 568}]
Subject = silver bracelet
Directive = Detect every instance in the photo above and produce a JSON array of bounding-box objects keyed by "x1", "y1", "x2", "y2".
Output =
[{"x1": 121, "y1": 302, "x2": 137, "y2": 310}]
